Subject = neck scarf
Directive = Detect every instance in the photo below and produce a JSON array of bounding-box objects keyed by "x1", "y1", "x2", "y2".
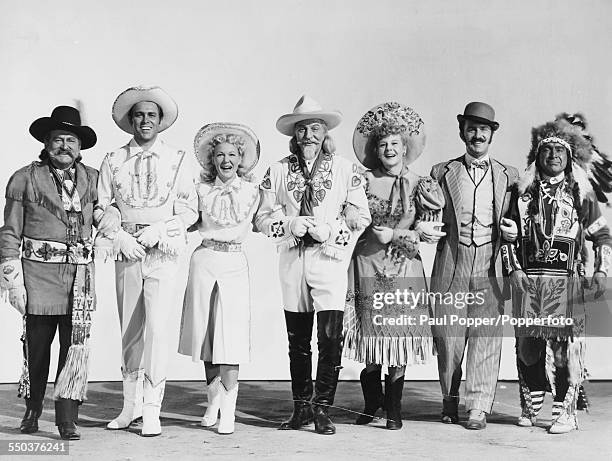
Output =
[
  {"x1": 381, "y1": 164, "x2": 410, "y2": 216},
  {"x1": 295, "y1": 150, "x2": 325, "y2": 244}
]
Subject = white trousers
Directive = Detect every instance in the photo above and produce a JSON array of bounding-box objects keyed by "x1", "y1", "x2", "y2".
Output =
[
  {"x1": 115, "y1": 256, "x2": 179, "y2": 385},
  {"x1": 279, "y1": 245, "x2": 349, "y2": 313}
]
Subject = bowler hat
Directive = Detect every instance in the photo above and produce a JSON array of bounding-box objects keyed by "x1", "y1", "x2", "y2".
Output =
[
  {"x1": 29, "y1": 106, "x2": 97, "y2": 149},
  {"x1": 457, "y1": 102, "x2": 499, "y2": 131}
]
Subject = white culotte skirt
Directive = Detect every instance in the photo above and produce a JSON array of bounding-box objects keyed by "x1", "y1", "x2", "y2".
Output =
[{"x1": 178, "y1": 246, "x2": 251, "y2": 364}]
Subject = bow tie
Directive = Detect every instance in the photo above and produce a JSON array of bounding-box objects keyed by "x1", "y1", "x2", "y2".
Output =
[{"x1": 470, "y1": 160, "x2": 488, "y2": 170}]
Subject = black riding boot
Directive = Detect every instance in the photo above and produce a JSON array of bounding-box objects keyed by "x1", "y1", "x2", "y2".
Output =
[
  {"x1": 384, "y1": 375, "x2": 404, "y2": 430},
  {"x1": 313, "y1": 310, "x2": 344, "y2": 435},
  {"x1": 279, "y1": 311, "x2": 315, "y2": 430},
  {"x1": 355, "y1": 368, "x2": 384, "y2": 425}
]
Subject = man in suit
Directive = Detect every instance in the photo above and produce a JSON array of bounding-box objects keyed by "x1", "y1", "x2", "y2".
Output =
[{"x1": 424, "y1": 102, "x2": 518, "y2": 430}]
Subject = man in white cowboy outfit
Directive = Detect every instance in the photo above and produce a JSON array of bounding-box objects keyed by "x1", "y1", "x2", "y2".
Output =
[
  {"x1": 96, "y1": 86, "x2": 198, "y2": 436},
  {"x1": 501, "y1": 118, "x2": 611, "y2": 433},
  {"x1": 427, "y1": 102, "x2": 519, "y2": 430},
  {"x1": 255, "y1": 95, "x2": 371, "y2": 435},
  {"x1": 0, "y1": 105, "x2": 105, "y2": 440}
]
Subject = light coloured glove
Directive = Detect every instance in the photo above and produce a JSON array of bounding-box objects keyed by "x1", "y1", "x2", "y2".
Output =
[
  {"x1": 415, "y1": 221, "x2": 446, "y2": 243},
  {"x1": 97, "y1": 206, "x2": 121, "y2": 237},
  {"x1": 1, "y1": 259, "x2": 27, "y2": 314},
  {"x1": 289, "y1": 216, "x2": 316, "y2": 238},
  {"x1": 591, "y1": 271, "x2": 607, "y2": 299},
  {"x1": 510, "y1": 270, "x2": 531, "y2": 293},
  {"x1": 116, "y1": 230, "x2": 146, "y2": 260},
  {"x1": 500, "y1": 217, "x2": 518, "y2": 242},
  {"x1": 372, "y1": 225, "x2": 394, "y2": 244},
  {"x1": 8, "y1": 286, "x2": 27, "y2": 315},
  {"x1": 343, "y1": 204, "x2": 362, "y2": 231},
  {"x1": 308, "y1": 223, "x2": 332, "y2": 242},
  {"x1": 134, "y1": 223, "x2": 164, "y2": 248}
]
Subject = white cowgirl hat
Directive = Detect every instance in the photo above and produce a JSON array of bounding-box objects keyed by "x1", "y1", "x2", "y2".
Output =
[
  {"x1": 276, "y1": 95, "x2": 342, "y2": 136},
  {"x1": 194, "y1": 122, "x2": 260, "y2": 175},
  {"x1": 112, "y1": 85, "x2": 178, "y2": 134}
]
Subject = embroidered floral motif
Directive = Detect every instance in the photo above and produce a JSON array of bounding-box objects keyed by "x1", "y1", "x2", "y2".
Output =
[
  {"x1": 286, "y1": 153, "x2": 334, "y2": 206},
  {"x1": 260, "y1": 168, "x2": 272, "y2": 190},
  {"x1": 334, "y1": 228, "x2": 351, "y2": 247},
  {"x1": 270, "y1": 220, "x2": 285, "y2": 238},
  {"x1": 200, "y1": 179, "x2": 258, "y2": 228},
  {"x1": 107, "y1": 148, "x2": 185, "y2": 209}
]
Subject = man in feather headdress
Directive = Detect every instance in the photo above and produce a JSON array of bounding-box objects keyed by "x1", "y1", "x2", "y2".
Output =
[
  {"x1": 501, "y1": 118, "x2": 612, "y2": 433},
  {"x1": 0, "y1": 105, "x2": 111, "y2": 440}
]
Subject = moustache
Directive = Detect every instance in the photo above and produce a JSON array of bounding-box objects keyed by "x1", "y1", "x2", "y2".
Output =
[{"x1": 470, "y1": 138, "x2": 487, "y2": 144}]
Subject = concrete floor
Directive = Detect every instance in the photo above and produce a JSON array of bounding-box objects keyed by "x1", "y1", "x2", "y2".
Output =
[{"x1": 0, "y1": 380, "x2": 610, "y2": 461}]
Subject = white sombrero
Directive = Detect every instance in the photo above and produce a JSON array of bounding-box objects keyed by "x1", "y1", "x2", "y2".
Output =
[
  {"x1": 194, "y1": 122, "x2": 260, "y2": 175},
  {"x1": 112, "y1": 85, "x2": 178, "y2": 134},
  {"x1": 276, "y1": 95, "x2": 342, "y2": 136}
]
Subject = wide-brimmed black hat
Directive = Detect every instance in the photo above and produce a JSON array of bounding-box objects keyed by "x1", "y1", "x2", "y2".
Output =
[
  {"x1": 29, "y1": 106, "x2": 97, "y2": 149},
  {"x1": 456, "y1": 101, "x2": 499, "y2": 131}
]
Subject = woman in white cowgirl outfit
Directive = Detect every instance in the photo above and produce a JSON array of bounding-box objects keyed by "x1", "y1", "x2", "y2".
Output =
[{"x1": 178, "y1": 122, "x2": 260, "y2": 434}]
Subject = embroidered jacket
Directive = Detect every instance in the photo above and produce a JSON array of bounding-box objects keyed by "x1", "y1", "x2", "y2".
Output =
[
  {"x1": 255, "y1": 152, "x2": 371, "y2": 260},
  {"x1": 96, "y1": 137, "x2": 198, "y2": 258}
]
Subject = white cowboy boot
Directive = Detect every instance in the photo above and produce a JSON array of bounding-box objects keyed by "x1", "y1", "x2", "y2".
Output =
[
  {"x1": 107, "y1": 371, "x2": 144, "y2": 430},
  {"x1": 201, "y1": 376, "x2": 222, "y2": 427},
  {"x1": 217, "y1": 383, "x2": 239, "y2": 435},
  {"x1": 141, "y1": 379, "x2": 165, "y2": 437}
]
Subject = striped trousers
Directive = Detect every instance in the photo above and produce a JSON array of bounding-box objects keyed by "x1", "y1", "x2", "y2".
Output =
[{"x1": 432, "y1": 242, "x2": 503, "y2": 413}]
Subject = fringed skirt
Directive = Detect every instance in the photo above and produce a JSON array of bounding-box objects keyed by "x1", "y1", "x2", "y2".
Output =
[{"x1": 343, "y1": 248, "x2": 434, "y2": 367}]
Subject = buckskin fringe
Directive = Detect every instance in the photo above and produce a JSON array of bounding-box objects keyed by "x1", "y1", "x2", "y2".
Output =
[
  {"x1": 54, "y1": 344, "x2": 89, "y2": 401},
  {"x1": 344, "y1": 330, "x2": 434, "y2": 367}
]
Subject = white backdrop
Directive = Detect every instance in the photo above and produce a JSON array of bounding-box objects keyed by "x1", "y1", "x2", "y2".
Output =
[{"x1": 1, "y1": 0, "x2": 611, "y2": 383}]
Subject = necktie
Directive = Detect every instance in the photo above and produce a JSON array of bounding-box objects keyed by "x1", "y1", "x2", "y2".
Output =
[{"x1": 135, "y1": 151, "x2": 159, "y2": 201}]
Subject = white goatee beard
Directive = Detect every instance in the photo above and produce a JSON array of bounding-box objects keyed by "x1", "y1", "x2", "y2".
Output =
[{"x1": 300, "y1": 143, "x2": 320, "y2": 160}]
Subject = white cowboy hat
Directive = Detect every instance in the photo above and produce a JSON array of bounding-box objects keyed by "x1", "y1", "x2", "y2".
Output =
[
  {"x1": 276, "y1": 95, "x2": 342, "y2": 136},
  {"x1": 112, "y1": 85, "x2": 178, "y2": 134},
  {"x1": 194, "y1": 122, "x2": 260, "y2": 175}
]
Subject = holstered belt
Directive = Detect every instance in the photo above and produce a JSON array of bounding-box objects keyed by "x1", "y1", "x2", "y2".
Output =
[
  {"x1": 200, "y1": 239, "x2": 242, "y2": 252},
  {"x1": 22, "y1": 237, "x2": 93, "y2": 264},
  {"x1": 122, "y1": 223, "x2": 150, "y2": 235}
]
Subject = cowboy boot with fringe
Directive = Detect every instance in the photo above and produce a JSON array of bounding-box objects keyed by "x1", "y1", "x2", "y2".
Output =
[
  {"x1": 218, "y1": 383, "x2": 239, "y2": 435},
  {"x1": 202, "y1": 376, "x2": 222, "y2": 427},
  {"x1": 141, "y1": 379, "x2": 165, "y2": 437},
  {"x1": 107, "y1": 371, "x2": 144, "y2": 430}
]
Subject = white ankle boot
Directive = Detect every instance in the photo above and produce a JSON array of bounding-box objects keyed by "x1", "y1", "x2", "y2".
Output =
[
  {"x1": 218, "y1": 383, "x2": 239, "y2": 435},
  {"x1": 107, "y1": 372, "x2": 144, "y2": 430},
  {"x1": 141, "y1": 379, "x2": 165, "y2": 437},
  {"x1": 201, "y1": 376, "x2": 222, "y2": 427}
]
